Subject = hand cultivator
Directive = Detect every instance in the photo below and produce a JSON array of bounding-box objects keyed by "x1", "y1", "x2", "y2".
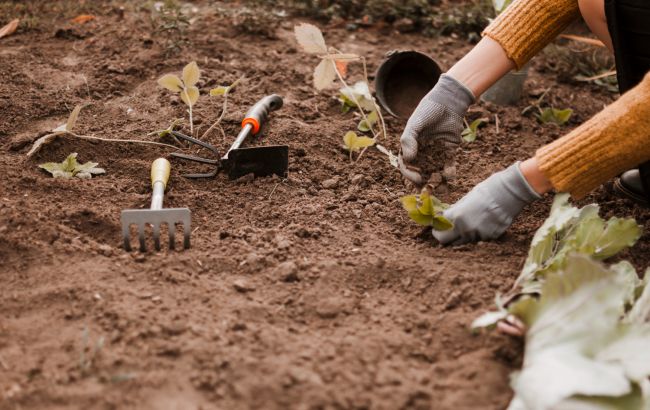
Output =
[
  {"x1": 171, "y1": 94, "x2": 288, "y2": 180},
  {"x1": 120, "y1": 158, "x2": 191, "y2": 252}
]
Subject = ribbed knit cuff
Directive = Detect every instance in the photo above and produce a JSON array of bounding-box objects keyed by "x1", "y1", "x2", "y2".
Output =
[
  {"x1": 482, "y1": 0, "x2": 580, "y2": 69},
  {"x1": 536, "y1": 72, "x2": 650, "y2": 199}
]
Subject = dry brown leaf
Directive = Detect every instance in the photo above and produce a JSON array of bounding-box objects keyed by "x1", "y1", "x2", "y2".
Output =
[
  {"x1": 335, "y1": 60, "x2": 348, "y2": 78},
  {"x1": 26, "y1": 133, "x2": 63, "y2": 157},
  {"x1": 70, "y1": 15, "x2": 96, "y2": 24},
  {"x1": 0, "y1": 19, "x2": 19, "y2": 39}
]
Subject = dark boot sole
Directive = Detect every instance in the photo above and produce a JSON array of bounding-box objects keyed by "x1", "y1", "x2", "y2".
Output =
[{"x1": 613, "y1": 178, "x2": 649, "y2": 207}]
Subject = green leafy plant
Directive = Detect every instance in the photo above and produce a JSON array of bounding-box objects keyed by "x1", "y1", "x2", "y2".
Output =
[
  {"x1": 39, "y1": 153, "x2": 105, "y2": 179},
  {"x1": 505, "y1": 255, "x2": 650, "y2": 409},
  {"x1": 461, "y1": 117, "x2": 488, "y2": 142},
  {"x1": 158, "y1": 61, "x2": 200, "y2": 136},
  {"x1": 471, "y1": 194, "x2": 647, "y2": 409},
  {"x1": 149, "y1": 0, "x2": 190, "y2": 56},
  {"x1": 294, "y1": 23, "x2": 392, "y2": 165},
  {"x1": 400, "y1": 192, "x2": 453, "y2": 231}
]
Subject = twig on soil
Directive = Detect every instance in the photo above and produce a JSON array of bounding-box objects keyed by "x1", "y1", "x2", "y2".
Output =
[
  {"x1": 355, "y1": 146, "x2": 369, "y2": 163},
  {"x1": 495, "y1": 114, "x2": 500, "y2": 135}
]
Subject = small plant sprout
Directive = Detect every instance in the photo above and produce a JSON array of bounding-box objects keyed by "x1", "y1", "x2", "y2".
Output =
[
  {"x1": 39, "y1": 153, "x2": 105, "y2": 179},
  {"x1": 343, "y1": 131, "x2": 375, "y2": 162},
  {"x1": 201, "y1": 76, "x2": 244, "y2": 140},
  {"x1": 461, "y1": 117, "x2": 488, "y2": 142},
  {"x1": 522, "y1": 87, "x2": 573, "y2": 126},
  {"x1": 294, "y1": 22, "x2": 389, "y2": 166},
  {"x1": 400, "y1": 191, "x2": 453, "y2": 231},
  {"x1": 158, "y1": 61, "x2": 201, "y2": 135},
  {"x1": 536, "y1": 107, "x2": 573, "y2": 125}
]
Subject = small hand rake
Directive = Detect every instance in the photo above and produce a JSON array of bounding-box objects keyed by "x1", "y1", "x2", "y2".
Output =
[{"x1": 121, "y1": 158, "x2": 191, "y2": 252}]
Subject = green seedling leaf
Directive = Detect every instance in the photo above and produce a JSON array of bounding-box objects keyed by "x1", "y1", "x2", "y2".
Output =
[
  {"x1": 343, "y1": 131, "x2": 375, "y2": 152},
  {"x1": 180, "y1": 86, "x2": 199, "y2": 107},
  {"x1": 358, "y1": 111, "x2": 378, "y2": 133},
  {"x1": 210, "y1": 86, "x2": 229, "y2": 96},
  {"x1": 339, "y1": 82, "x2": 375, "y2": 111},
  {"x1": 400, "y1": 192, "x2": 452, "y2": 231},
  {"x1": 537, "y1": 107, "x2": 573, "y2": 125},
  {"x1": 461, "y1": 117, "x2": 488, "y2": 142},
  {"x1": 158, "y1": 74, "x2": 183, "y2": 92},
  {"x1": 294, "y1": 23, "x2": 327, "y2": 54},
  {"x1": 39, "y1": 153, "x2": 105, "y2": 179},
  {"x1": 182, "y1": 61, "x2": 200, "y2": 86}
]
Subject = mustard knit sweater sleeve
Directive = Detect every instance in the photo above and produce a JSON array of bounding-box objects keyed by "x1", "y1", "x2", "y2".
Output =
[
  {"x1": 483, "y1": 0, "x2": 580, "y2": 69},
  {"x1": 536, "y1": 73, "x2": 650, "y2": 199}
]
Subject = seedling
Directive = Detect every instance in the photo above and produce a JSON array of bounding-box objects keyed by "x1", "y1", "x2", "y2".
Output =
[
  {"x1": 343, "y1": 131, "x2": 375, "y2": 162},
  {"x1": 201, "y1": 76, "x2": 243, "y2": 140},
  {"x1": 522, "y1": 88, "x2": 573, "y2": 126},
  {"x1": 39, "y1": 152, "x2": 105, "y2": 179},
  {"x1": 158, "y1": 61, "x2": 201, "y2": 136},
  {"x1": 400, "y1": 192, "x2": 453, "y2": 231},
  {"x1": 461, "y1": 117, "x2": 488, "y2": 142},
  {"x1": 294, "y1": 23, "x2": 393, "y2": 165},
  {"x1": 536, "y1": 107, "x2": 573, "y2": 125}
]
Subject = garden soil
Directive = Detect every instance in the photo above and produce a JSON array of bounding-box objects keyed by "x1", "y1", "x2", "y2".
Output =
[{"x1": 1, "y1": 1, "x2": 649, "y2": 409}]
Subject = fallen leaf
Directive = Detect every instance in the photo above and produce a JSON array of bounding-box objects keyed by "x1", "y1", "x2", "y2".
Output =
[
  {"x1": 335, "y1": 60, "x2": 348, "y2": 78},
  {"x1": 66, "y1": 104, "x2": 84, "y2": 132},
  {"x1": 0, "y1": 19, "x2": 19, "y2": 39},
  {"x1": 70, "y1": 15, "x2": 96, "y2": 24}
]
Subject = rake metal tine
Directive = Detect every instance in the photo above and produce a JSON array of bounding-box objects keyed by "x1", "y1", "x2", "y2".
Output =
[
  {"x1": 123, "y1": 225, "x2": 132, "y2": 251},
  {"x1": 169, "y1": 225, "x2": 176, "y2": 250},
  {"x1": 153, "y1": 223, "x2": 161, "y2": 251},
  {"x1": 183, "y1": 224, "x2": 191, "y2": 249},
  {"x1": 138, "y1": 223, "x2": 146, "y2": 252}
]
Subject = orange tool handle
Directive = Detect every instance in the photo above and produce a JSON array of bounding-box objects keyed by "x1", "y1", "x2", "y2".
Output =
[{"x1": 241, "y1": 94, "x2": 284, "y2": 135}]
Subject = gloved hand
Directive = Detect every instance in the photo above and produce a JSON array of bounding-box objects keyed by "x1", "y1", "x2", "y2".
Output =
[
  {"x1": 433, "y1": 162, "x2": 542, "y2": 245},
  {"x1": 399, "y1": 74, "x2": 475, "y2": 185}
]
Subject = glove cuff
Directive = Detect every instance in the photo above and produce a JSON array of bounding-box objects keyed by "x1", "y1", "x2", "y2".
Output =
[
  {"x1": 426, "y1": 74, "x2": 476, "y2": 117},
  {"x1": 509, "y1": 162, "x2": 543, "y2": 203}
]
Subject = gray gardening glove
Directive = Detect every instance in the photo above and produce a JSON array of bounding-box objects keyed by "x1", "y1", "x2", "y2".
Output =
[
  {"x1": 399, "y1": 74, "x2": 475, "y2": 185},
  {"x1": 434, "y1": 162, "x2": 542, "y2": 245}
]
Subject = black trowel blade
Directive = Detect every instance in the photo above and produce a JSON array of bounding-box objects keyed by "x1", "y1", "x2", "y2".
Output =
[{"x1": 226, "y1": 145, "x2": 289, "y2": 180}]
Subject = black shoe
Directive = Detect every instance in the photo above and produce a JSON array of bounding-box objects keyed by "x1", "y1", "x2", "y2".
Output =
[{"x1": 614, "y1": 169, "x2": 648, "y2": 206}]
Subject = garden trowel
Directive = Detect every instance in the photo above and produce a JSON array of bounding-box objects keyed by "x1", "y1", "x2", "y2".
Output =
[{"x1": 171, "y1": 94, "x2": 288, "y2": 180}]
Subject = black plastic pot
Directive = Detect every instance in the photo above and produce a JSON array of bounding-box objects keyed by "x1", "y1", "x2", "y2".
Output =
[{"x1": 375, "y1": 50, "x2": 442, "y2": 119}]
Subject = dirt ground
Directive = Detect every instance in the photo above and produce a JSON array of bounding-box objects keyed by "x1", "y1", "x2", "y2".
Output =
[{"x1": 1, "y1": 1, "x2": 649, "y2": 409}]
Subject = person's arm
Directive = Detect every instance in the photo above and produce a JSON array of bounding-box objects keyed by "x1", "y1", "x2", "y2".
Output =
[
  {"x1": 434, "y1": 72, "x2": 650, "y2": 245},
  {"x1": 535, "y1": 72, "x2": 650, "y2": 199},
  {"x1": 483, "y1": 0, "x2": 580, "y2": 70}
]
